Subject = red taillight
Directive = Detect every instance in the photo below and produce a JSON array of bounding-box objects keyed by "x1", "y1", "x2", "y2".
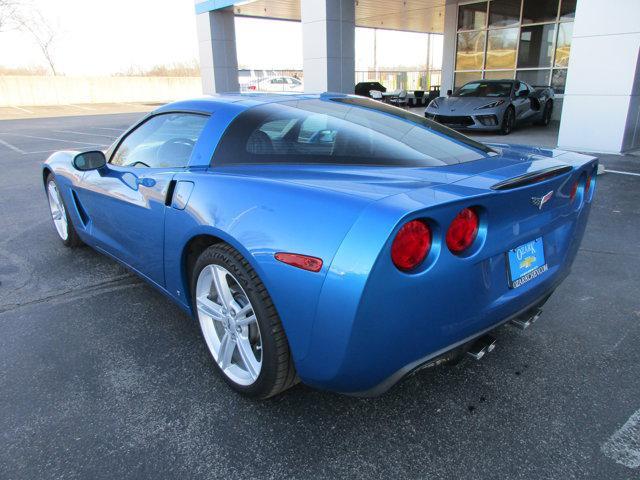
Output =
[
  {"x1": 275, "y1": 252, "x2": 323, "y2": 272},
  {"x1": 446, "y1": 208, "x2": 479, "y2": 254},
  {"x1": 248, "y1": 85, "x2": 256, "y2": 91},
  {"x1": 570, "y1": 180, "x2": 578, "y2": 201},
  {"x1": 585, "y1": 174, "x2": 592, "y2": 195},
  {"x1": 391, "y1": 220, "x2": 431, "y2": 271}
]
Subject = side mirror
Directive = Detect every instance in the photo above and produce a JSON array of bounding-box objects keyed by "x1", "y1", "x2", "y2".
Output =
[
  {"x1": 73, "y1": 150, "x2": 106, "y2": 171},
  {"x1": 446, "y1": 89, "x2": 453, "y2": 96}
]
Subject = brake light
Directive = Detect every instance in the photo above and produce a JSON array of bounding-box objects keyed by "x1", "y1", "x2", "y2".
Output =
[
  {"x1": 391, "y1": 220, "x2": 431, "y2": 271},
  {"x1": 570, "y1": 180, "x2": 578, "y2": 201},
  {"x1": 275, "y1": 252, "x2": 323, "y2": 272},
  {"x1": 585, "y1": 174, "x2": 592, "y2": 195},
  {"x1": 248, "y1": 85, "x2": 256, "y2": 91},
  {"x1": 446, "y1": 208, "x2": 479, "y2": 254}
]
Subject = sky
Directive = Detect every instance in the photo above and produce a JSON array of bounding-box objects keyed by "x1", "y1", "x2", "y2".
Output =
[{"x1": 0, "y1": 0, "x2": 442, "y2": 75}]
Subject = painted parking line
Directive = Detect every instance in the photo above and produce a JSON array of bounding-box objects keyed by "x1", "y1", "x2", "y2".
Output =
[
  {"x1": 22, "y1": 146, "x2": 110, "y2": 155},
  {"x1": 52, "y1": 129, "x2": 117, "y2": 139},
  {"x1": 64, "y1": 104, "x2": 95, "y2": 111},
  {"x1": 10, "y1": 105, "x2": 34, "y2": 114},
  {"x1": 605, "y1": 169, "x2": 640, "y2": 177},
  {"x1": 602, "y1": 408, "x2": 640, "y2": 469},
  {"x1": 0, "y1": 138, "x2": 27, "y2": 154},
  {"x1": 0, "y1": 132, "x2": 109, "y2": 146},
  {"x1": 90, "y1": 127, "x2": 125, "y2": 132}
]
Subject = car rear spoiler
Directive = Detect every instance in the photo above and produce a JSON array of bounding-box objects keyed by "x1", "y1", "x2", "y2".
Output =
[{"x1": 490, "y1": 165, "x2": 572, "y2": 190}]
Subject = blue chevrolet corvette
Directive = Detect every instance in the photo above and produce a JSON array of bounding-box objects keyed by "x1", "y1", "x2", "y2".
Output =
[{"x1": 42, "y1": 93, "x2": 597, "y2": 398}]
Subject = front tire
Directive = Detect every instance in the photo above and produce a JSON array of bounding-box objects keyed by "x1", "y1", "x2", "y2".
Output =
[
  {"x1": 500, "y1": 107, "x2": 516, "y2": 135},
  {"x1": 191, "y1": 243, "x2": 298, "y2": 399},
  {"x1": 45, "y1": 173, "x2": 82, "y2": 247},
  {"x1": 536, "y1": 101, "x2": 553, "y2": 126}
]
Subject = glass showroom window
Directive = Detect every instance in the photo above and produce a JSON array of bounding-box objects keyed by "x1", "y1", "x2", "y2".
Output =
[
  {"x1": 456, "y1": 30, "x2": 486, "y2": 71},
  {"x1": 454, "y1": 0, "x2": 575, "y2": 93},
  {"x1": 486, "y1": 27, "x2": 518, "y2": 69}
]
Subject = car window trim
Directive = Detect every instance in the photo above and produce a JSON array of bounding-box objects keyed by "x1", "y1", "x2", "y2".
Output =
[{"x1": 107, "y1": 110, "x2": 211, "y2": 167}]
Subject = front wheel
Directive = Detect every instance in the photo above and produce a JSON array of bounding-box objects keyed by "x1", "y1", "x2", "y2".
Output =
[
  {"x1": 45, "y1": 173, "x2": 82, "y2": 247},
  {"x1": 536, "y1": 101, "x2": 553, "y2": 126},
  {"x1": 500, "y1": 107, "x2": 515, "y2": 135},
  {"x1": 191, "y1": 243, "x2": 298, "y2": 399}
]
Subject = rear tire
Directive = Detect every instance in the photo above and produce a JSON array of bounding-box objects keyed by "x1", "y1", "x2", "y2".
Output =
[
  {"x1": 191, "y1": 243, "x2": 298, "y2": 399},
  {"x1": 500, "y1": 107, "x2": 515, "y2": 135},
  {"x1": 45, "y1": 173, "x2": 82, "y2": 248}
]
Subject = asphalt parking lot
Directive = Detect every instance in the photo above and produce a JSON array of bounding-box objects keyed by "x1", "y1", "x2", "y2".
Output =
[{"x1": 1, "y1": 112, "x2": 639, "y2": 480}]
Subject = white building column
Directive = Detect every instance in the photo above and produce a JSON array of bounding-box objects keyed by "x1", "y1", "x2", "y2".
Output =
[
  {"x1": 558, "y1": 0, "x2": 640, "y2": 154},
  {"x1": 301, "y1": 0, "x2": 355, "y2": 93},
  {"x1": 195, "y1": 6, "x2": 239, "y2": 94},
  {"x1": 440, "y1": 1, "x2": 458, "y2": 95}
]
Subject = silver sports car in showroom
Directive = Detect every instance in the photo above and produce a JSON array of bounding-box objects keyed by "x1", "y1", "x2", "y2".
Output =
[{"x1": 425, "y1": 79, "x2": 554, "y2": 135}]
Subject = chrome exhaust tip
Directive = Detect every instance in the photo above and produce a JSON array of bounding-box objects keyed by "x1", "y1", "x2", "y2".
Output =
[
  {"x1": 466, "y1": 334, "x2": 497, "y2": 361},
  {"x1": 511, "y1": 308, "x2": 542, "y2": 330}
]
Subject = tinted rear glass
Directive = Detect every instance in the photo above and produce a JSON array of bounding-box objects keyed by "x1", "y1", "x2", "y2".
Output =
[{"x1": 212, "y1": 97, "x2": 495, "y2": 168}]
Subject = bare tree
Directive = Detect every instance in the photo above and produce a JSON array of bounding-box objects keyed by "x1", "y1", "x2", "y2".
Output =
[
  {"x1": 0, "y1": 0, "x2": 20, "y2": 32},
  {"x1": 1, "y1": 1, "x2": 60, "y2": 75},
  {"x1": 15, "y1": 9, "x2": 59, "y2": 75}
]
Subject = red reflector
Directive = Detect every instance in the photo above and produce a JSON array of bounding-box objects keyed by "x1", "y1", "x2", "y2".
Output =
[
  {"x1": 391, "y1": 220, "x2": 431, "y2": 271},
  {"x1": 570, "y1": 180, "x2": 578, "y2": 201},
  {"x1": 585, "y1": 174, "x2": 592, "y2": 194},
  {"x1": 446, "y1": 208, "x2": 479, "y2": 254},
  {"x1": 248, "y1": 85, "x2": 256, "y2": 90},
  {"x1": 275, "y1": 252, "x2": 323, "y2": 272}
]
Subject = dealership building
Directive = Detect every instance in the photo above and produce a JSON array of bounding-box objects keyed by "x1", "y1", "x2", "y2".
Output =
[{"x1": 195, "y1": 0, "x2": 640, "y2": 154}]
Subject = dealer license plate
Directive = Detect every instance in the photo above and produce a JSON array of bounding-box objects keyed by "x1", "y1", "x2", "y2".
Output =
[{"x1": 507, "y1": 237, "x2": 548, "y2": 289}]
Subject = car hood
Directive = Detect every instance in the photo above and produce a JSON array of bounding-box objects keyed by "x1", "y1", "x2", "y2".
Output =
[
  {"x1": 433, "y1": 96, "x2": 508, "y2": 113},
  {"x1": 212, "y1": 145, "x2": 579, "y2": 202}
]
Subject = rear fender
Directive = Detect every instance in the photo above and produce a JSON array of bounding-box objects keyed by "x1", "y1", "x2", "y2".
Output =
[
  {"x1": 163, "y1": 171, "x2": 374, "y2": 363},
  {"x1": 297, "y1": 189, "x2": 439, "y2": 385}
]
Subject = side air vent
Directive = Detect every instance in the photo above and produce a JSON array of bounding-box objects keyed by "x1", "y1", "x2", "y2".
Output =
[
  {"x1": 490, "y1": 165, "x2": 573, "y2": 191},
  {"x1": 71, "y1": 190, "x2": 90, "y2": 226}
]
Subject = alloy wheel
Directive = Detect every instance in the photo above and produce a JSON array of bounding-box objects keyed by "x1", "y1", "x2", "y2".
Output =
[
  {"x1": 196, "y1": 264, "x2": 262, "y2": 385},
  {"x1": 47, "y1": 180, "x2": 68, "y2": 241}
]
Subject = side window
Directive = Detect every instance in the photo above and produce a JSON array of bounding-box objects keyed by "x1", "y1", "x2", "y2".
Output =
[
  {"x1": 110, "y1": 113, "x2": 208, "y2": 168},
  {"x1": 516, "y1": 81, "x2": 529, "y2": 96}
]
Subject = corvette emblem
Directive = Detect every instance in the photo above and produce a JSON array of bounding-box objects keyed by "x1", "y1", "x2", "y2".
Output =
[{"x1": 531, "y1": 191, "x2": 554, "y2": 210}]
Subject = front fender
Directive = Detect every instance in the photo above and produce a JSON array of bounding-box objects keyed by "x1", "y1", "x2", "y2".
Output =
[{"x1": 42, "y1": 152, "x2": 89, "y2": 239}]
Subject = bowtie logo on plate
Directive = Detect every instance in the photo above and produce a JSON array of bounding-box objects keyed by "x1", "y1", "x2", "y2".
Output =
[{"x1": 531, "y1": 191, "x2": 554, "y2": 210}]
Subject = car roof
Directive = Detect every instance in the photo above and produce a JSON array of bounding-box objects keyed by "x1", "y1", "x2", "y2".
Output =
[
  {"x1": 464, "y1": 79, "x2": 515, "y2": 84},
  {"x1": 155, "y1": 92, "x2": 347, "y2": 115}
]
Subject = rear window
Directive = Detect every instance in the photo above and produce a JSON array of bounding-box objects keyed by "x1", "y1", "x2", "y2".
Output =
[{"x1": 212, "y1": 97, "x2": 495, "y2": 168}]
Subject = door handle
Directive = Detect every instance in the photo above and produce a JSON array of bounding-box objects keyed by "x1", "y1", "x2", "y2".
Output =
[{"x1": 136, "y1": 177, "x2": 156, "y2": 188}]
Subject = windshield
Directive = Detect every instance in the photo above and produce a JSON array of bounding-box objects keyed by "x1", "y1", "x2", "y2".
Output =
[
  {"x1": 213, "y1": 97, "x2": 495, "y2": 168},
  {"x1": 454, "y1": 81, "x2": 512, "y2": 97}
]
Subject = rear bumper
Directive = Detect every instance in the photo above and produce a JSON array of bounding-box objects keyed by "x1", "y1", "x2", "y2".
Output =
[{"x1": 350, "y1": 286, "x2": 559, "y2": 397}]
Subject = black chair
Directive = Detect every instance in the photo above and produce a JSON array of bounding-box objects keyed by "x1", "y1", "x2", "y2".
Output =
[
  {"x1": 355, "y1": 82, "x2": 386, "y2": 98},
  {"x1": 412, "y1": 90, "x2": 425, "y2": 107},
  {"x1": 388, "y1": 90, "x2": 408, "y2": 109},
  {"x1": 426, "y1": 85, "x2": 441, "y2": 104}
]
